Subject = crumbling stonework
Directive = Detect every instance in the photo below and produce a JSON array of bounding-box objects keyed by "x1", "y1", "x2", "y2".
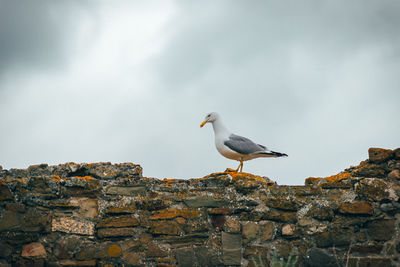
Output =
[{"x1": 0, "y1": 148, "x2": 400, "y2": 266}]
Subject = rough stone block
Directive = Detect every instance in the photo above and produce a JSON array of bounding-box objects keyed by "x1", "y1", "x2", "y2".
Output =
[
  {"x1": 263, "y1": 209, "x2": 297, "y2": 223},
  {"x1": 70, "y1": 198, "x2": 98, "y2": 219},
  {"x1": 0, "y1": 242, "x2": 12, "y2": 258},
  {"x1": 242, "y1": 221, "x2": 259, "y2": 244},
  {"x1": 368, "y1": 148, "x2": 394, "y2": 163},
  {"x1": 260, "y1": 221, "x2": 276, "y2": 241},
  {"x1": 149, "y1": 220, "x2": 183, "y2": 235},
  {"x1": 282, "y1": 224, "x2": 296, "y2": 236},
  {"x1": 348, "y1": 257, "x2": 392, "y2": 267},
  {"x1": 352, "y1": 164, "x2": 385, "y2": 177},
  {"x1": 150, "y1": 208, "x2": 201, "y2": 220},
  {"x1": 304, "y1": 248, "x2": 337, "y2": 267},
  {"x1": 104, "y1": 205, "x2": 135, "y2": 214},
  {"x1": 0, "y1": 260, "x2": 11, "y2": 267},
  {"x1": 309, "y1": 206, "x2": 334, "y2": 221},
  {"x1": 338, "y1": 201, "x2": 373, "y2": 215},
  {"x1": 222, "y1": 232, "x2": 242, "y2": 265},
  {"x1": 96, "y1": 215, "x2": 139, "y2": 228},
  {"x1": 22, "y1": 210, "x2": 51, "y2": 232},
  {"x1": 175, "y1": 248, "x2": 196, "y2": 267},
  {"x1": 265, "y1": 197, "x2": 299, "y2": 211},
  {"x1": 0, "y1": 210, "x2": 20, "y2": 231},
  {"x1": 367, "y1": 220, "x2": 395, "y2": 241},
  {"x1": 15, "y1": 258, "x2": 44, "y2": 267},
  {"x1": 97, "y1": 227, "x2": 137, "y2": 238},
  {"x1": 58, "y1": 259, "x2": 96, "y2": 266},
  {"x1": 136, "y1": 198, "x2": 170, "y2": 211},
  {"x1": 106, "y1": 186, "x2": 146, "y2": 195},
  {"x1": 122, "y1": 251, "x2": 142, "y2": 265},
  {"x1": 144, "y1": 242, "x2": 168, "y2": 258},
  {"x1": 158, "y1": 233, "x2": 209, "y2": 248},
  {"x1": 388, "y1": 169, "x2": 400, "y2": 179},
  {"x1": 350, "y1": 244, "x2": 383, "y2": 254},
  {"x1": 224, "y1": 216, "x2": 240, "y2": 233},
  {"x1": 21, "y1": 242, "x2": 47, "y2": 258},
  {"x1": 52, "y1": 217, "x2": 94, "y2": 235},
  {"x1": 107, "y1": 244, "x2": 122, "y2": 258},
  {"x1": 315, "y1": 230, "x2": 352, "y2": 247},
  {"x1": 183, "y1": 197, "x2": 229, "y2": 208},
  {"x1": 0, "y1": 183, "x2": 13, "y2": 200},
  {"x1": 355, "y1": 178, "x2": 393, "y2": 201},
  {"x1": 208, "y1": 208, "x2": 233, "y2": 215}
]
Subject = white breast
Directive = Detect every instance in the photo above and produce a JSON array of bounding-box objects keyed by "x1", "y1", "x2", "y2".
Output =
[{"x1": 215, "y1": 137, "x2": 242, "y2": 161}]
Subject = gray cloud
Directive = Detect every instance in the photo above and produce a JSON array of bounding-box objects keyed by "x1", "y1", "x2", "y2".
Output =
[
  {"x1": 0, "y1": 0, "x2": 95, "y2": 77},
  {"x1": 0, "y1": 0, "x2": 399, "y2": 184}
]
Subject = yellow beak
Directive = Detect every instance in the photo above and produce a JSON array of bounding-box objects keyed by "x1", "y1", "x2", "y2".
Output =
[{"x1": 200, "y1": 120, "x2": 208, "y2": 128}]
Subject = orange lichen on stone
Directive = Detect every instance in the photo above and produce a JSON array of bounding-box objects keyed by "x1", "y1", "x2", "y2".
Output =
[
  {"x1": 203, "y1": 170, "x2": 266, "y2": 181},
  {"x1": 161, "y1": 178, "x2": 180, "y2": 186},
  {"x1": 51, "y1": 175, "x2": 65, "y2": 182},
  {"x1": 107, "y1": 244, "x2": 122, "y2": 258},
  {"x1": 305, "y1": 172, "x2": 351, "y2": 186},
  {"x1": 74, "y1": 176, "x2": 96, "y2": 181},
  {"x1": 229, "y1": 171, "x2": 268, "y2": 184},
  {"x1": 150, "y1": 208, "x2": 201, "y2": 220},
  {"x1": 0, "y1": 179, "x2": 6, "y2": 185}
]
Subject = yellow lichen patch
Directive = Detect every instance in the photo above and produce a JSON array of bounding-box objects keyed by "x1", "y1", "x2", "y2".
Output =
[
  {"x1": 305, "y1": 172, "x2": 351, "y2": 186},
  {"x1": 150, "y1": 208, "x2": 200, "y2": 220},
  {"x1": 107, "y1": 244, "x2": 122, "y2": 258}
]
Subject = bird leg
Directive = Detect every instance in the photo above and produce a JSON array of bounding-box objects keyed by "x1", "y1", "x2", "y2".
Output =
[{"x1": 235, "y1": 160, "x2": 243, "y2": 172}]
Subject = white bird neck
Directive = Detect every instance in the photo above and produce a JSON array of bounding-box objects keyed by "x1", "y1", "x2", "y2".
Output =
[{"x1": 211, "y1": 118, "x2": 230, "y2": 137}]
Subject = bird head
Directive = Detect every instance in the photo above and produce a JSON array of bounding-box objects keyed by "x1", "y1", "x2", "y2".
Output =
[{"x1": 200, "y1": 112, "x2": 219, "y2": 127}]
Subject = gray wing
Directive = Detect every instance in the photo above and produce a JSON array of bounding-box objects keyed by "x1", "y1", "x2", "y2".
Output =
[{"x1": 224, "y1": 134, "x2": 267, "y2": 155}]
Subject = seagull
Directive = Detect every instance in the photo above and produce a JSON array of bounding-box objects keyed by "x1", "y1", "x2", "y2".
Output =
[{"x1": 200, "y1": 112, "x2": 287, "y2": 172}]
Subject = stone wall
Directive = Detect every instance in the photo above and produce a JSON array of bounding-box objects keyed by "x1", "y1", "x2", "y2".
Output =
[{"x1": 1, "y1": 147, "x2": 400, "y2": 267}]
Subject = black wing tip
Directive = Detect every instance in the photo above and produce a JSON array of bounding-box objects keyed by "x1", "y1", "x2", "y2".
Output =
[{"x1": 271, "y1": 151, "x2": 288, "y2": 157}]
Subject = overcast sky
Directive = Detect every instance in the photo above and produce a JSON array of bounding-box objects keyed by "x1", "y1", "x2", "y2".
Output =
[{"x1": 0, "y1": 0, "x2": 399, "y2": 185}]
